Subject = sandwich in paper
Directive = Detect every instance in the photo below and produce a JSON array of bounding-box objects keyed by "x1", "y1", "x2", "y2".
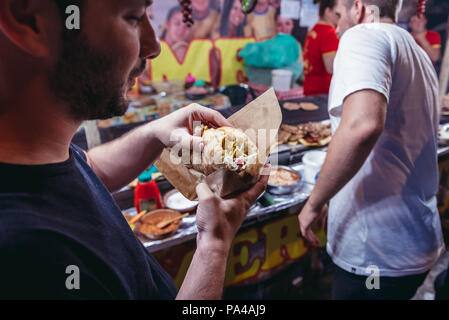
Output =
[{"x1": 188, "y1": 126, "x2": 263, "y2": 181}]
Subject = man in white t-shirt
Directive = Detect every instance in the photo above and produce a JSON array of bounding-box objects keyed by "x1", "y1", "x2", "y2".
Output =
[{"x1": 298, "y1": 0, "x2": 444, "y2": 299}]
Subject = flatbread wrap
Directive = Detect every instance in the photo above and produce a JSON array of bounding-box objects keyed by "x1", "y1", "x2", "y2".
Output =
[{"x1": 189, "y1": 126, "x2": 263, "y2": 180}]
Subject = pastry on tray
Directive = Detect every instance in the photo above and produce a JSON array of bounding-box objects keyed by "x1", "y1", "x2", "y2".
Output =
[
  {"x1": 277, "y1": 121, "x2": 332, "y2": 146},
  {"x1": 282, "y1": 102, "x2": 319, "y2": 111}
]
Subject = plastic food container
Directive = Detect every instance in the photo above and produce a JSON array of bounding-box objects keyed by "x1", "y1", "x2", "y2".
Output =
[
  {"x1": 272, "y1": 69, "x2": 293, "y2": 92},
  {"x1": 302, "y1": 150, "x2": 327, "y2": 184}
]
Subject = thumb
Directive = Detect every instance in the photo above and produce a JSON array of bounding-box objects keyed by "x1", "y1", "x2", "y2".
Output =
[{"x1": 196, "y1": 182, "x2": 215, "y2": 201}]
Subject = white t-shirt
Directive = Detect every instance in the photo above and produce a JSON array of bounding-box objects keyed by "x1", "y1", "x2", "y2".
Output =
[{"x1": 327, "y1": 23, "x2": 444, "y2": 277}]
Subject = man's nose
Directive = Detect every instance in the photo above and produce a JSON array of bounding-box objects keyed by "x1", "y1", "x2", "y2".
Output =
[{"x1": 140, "y1": 17, "x2": 161, "y2": 60}]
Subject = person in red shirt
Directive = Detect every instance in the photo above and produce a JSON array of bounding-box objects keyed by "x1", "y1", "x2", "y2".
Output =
[
  {"x1": 303, "y1": 0, "x2": 340, "y2": 96},
  {"x1": 409, "y1": 14, "x2": 441, "y2": 64}
]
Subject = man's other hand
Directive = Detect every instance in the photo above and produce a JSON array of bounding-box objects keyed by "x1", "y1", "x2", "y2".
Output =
[{"x1": 195, "y1": 165, "x2": 271, "y2": 251}]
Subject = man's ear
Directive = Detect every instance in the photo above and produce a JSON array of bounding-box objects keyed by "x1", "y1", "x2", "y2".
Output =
[
  {"x1": 0, "y1": 0, "x2": 59, "y2": 57},
  {"x1": 352, "y1": 0, "x2": 365, "y2": 24}
]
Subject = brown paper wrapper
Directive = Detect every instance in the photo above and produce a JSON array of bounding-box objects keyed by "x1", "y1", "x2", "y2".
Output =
[{"x1": 154, "y1": 88, "x2": 282, "y2": 200}]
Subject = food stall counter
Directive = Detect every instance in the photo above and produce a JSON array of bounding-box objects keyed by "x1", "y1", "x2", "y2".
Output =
[{"x1": 123, "y1": 163, "x2": 313, "y2": 254}]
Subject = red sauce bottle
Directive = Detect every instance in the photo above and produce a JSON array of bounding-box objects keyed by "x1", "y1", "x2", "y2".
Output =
[{"x1": 134, "y1": 170, "x2": 162, "y2": 213}]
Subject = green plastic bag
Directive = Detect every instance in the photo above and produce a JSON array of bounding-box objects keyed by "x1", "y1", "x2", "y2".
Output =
[{"x1": 238, "y1": 34, "x2": 299, "y2": 68}]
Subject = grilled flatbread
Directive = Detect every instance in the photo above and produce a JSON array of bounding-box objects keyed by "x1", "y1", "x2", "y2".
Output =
[
  {"x1": 283, "y1": 102, "x2": 302, "y2": 111},
  {"x1": 300, "y1": 102, "x2": 319, "y2": 111},
  {"x1": 283, "y1": 102, "x2": 319, "y2": 112}
]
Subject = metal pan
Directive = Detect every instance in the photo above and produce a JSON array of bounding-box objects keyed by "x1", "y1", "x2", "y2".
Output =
[{"x1": 266, "y1": 165, "x2": 303, "y2": 195}]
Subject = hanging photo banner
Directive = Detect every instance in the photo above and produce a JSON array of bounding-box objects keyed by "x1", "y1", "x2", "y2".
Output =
[
  {"x1": 299, "y1": 0, "x2": 318, "y2": 28},
  {"x1": 148, "y1": 0, "x2": 308, "y2": 86},
  {"x1": 280, "y1": 0, "x2": 301, "y2": 20}
]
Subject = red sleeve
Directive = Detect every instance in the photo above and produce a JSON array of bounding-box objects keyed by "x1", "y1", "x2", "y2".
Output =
[
  {"x1": 321, "y1": 27, "x2": 339, "y2": 55},
  {"x1": 426, "y1": 31, "x2": 441, "y2": 48}
]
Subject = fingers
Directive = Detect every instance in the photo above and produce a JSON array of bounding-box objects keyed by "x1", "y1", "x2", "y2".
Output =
[
  {"x1": 298, "y1": 202, "x2": 322, "y2": 246},
  {"x1": 305, "y1": 229, "x2": 320, "y2": 246},
  {"x1": 177, "y1": 132, "x2": 204, "y2": 153},
  {"x1": 189, "y1": 104, "x2": 233, "y2": 129},
  {"x1": 298, "y1": 213, "x2": 308, "y2": 240},
  {"x1": 298, "y1": 215, "x2": 319, "y2": 246}
]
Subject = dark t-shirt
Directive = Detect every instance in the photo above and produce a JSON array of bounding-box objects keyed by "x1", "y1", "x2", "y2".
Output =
[{"x1": 0, "y1": 144, "x2": 177, "y2": 299}]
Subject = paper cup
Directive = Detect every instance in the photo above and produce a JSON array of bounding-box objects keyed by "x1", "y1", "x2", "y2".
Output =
[
  {"x1": 272, "y1": 69, "x2": 293, "y2": 92},
  {"x1": 302, "y1": 150, "x2": 326, "y2": 184}
]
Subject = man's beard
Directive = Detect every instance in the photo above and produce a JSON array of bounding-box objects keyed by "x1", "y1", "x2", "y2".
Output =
[{"x1": 48, "y1": 30, "x2": 146, "y2": 121}]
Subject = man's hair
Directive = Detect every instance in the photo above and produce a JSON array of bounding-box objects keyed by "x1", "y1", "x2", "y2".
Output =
[
  {"x1": 345, "y1": 0, "x2": 403, "y2": 22},
  {"x1": 314, "y1": 0, "x2": 337, "y2": 17}
]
